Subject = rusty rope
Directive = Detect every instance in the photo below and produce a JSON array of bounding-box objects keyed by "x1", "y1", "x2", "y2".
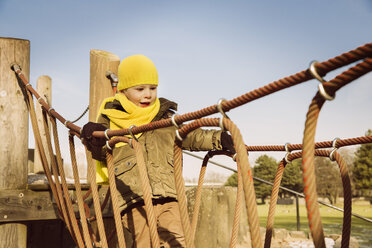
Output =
[
  {"x1": 13, "y1": 43, "x2": 372, "y2": 139},
  {"x1": 50, "y1": 115, "x2": 86, "y2": 248},
  {"x1": 89, "y1": 42, "x2": 372, "y2": 140},
  {"x1": 264, "y1": 149, "x2": 352, "y2": 248},
  {"x1": 41, "y1": 111, "x2": 77, "y2": 244},
  {"x1": 107, "y1": 136, "x2": 161, "y2": 247},
  {"x1": 173, "y1": 142, "x2": 195, "y2": 248},
  {"x1": 177, "y1": 118, "x2": 262, "y2": 248},
  {"x1": 105, "y1": 151, "x2": 127, "y2": 248},
  {"x1": 301, "y1": 58, "x2": 372, "y2": 248},
  {"x1": 85, "y1": 150, "x2": 109, "y2": 248},
  {"x1": 26, "y1": 88, "x2": 81, "y2": 245},
  {"x1": 68, "y1": 134, "x2": 94, "y2": 248},
  {"x1": 245, "y1": 135, "x2": 372, "y2": 152},
  {"x1": 131, "y1": 138, "x2": 161, "y2": 248}
]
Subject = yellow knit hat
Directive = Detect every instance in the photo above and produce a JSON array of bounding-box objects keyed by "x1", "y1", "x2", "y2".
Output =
[{"x1": 117, "y1": 55, "x2": 159, "y2": 91}]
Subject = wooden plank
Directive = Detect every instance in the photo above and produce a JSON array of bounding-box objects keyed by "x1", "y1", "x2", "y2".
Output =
[{"x1": 0, "y1": 187, "x2": 113, "y2": 222}]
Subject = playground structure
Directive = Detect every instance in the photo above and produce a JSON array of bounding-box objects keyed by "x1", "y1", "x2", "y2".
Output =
[{"x1": 0, "y1": 37, "x2": 372, "y2": 247}]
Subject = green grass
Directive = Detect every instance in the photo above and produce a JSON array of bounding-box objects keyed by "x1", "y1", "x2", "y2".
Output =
[{"x1": 256, "y1": 203, "x2": 372, "y2": 247}]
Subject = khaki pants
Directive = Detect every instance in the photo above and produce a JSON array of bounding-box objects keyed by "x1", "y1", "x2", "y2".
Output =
[{"x1": 122, "y1": 200, "x2": 186, "y2": 248}]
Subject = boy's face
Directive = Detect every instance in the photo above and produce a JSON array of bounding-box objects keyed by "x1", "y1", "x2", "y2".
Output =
[{"x1": 123, "y1": 84, "x2": 158, "y2": 108}]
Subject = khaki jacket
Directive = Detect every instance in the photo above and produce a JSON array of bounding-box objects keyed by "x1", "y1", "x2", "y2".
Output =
[{"x1": 97, "y1": 98, "x2": 223, "y2": 212}]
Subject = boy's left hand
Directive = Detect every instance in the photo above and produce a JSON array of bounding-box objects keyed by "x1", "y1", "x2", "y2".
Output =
[
  {"x1": 81, "y1": 122, "x2": 107, "y2": 160},
  {"x1": 221, "y1": 132, "x2": 236, "y2": 154}
]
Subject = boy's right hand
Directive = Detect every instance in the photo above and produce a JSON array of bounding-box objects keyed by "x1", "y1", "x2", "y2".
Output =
[{"x1": 81, "y1": 122, "x2": 107, "y2": 160}]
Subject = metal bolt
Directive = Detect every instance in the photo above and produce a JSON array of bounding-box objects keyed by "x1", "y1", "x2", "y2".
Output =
[{"x1": 19, "y1": 192, "x2": 24, "y2": 198}]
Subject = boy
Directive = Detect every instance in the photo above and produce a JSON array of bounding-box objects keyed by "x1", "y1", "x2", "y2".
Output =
[{"x1": 82, "y1": 55, "x2": 234, "y2": 247}]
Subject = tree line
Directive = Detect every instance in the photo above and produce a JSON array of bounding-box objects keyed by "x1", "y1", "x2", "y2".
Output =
[{"x1": 225, "y1": 130, "x2": 372, "y2": 204}]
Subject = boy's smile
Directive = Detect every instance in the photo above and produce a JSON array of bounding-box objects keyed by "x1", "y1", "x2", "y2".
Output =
[{"x1": 122, "y1": 84, "x2": 158, "y2": 108}]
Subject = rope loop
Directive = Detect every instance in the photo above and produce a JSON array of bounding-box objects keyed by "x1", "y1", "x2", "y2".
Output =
[
  {"x1": 284, "y1": 142, "x2": 291, "y2": 163},
  {"x1": 106, "y1": 140, "x2": 112, "y2": 150},
  {"x1": 217, "y1": 98, "x2": 229, "y2": 119},
  {"x1": 329, "y1": 137, "x2": 340, "y2": 161},
  {"x1": 10, "y1": 63, "x2": 21, "y2": 72},
  {"x1": 104, "y1": 129, "x2": 111, "y2": 140},
  {"x1": 48, "y1": 107, "x2": 54, "y2": 115},
  {"x1": 64, "y1": 120, "x2": 71, "y2": 127},
  {"x1": 175, "y1": 129, "x2": 183, "y2": 141},
  {"x1": 128, "y1": 125, "x2": 138, "y2": 141},
  {"x1": 171, "y1": 113, "x2": 180, "y2": 129},
  {"x1": 232, "y1": 153, "x2": 237, "y2": 162},
  {"x1": 309, "y1": 61, "x2": 335, "y2": 101},
  {"x1": 217, "y1": 98, "x2": 230, "y2": 131},
  {"x1": 219, "y1": 117, "x2": 225, "y2": 131}
]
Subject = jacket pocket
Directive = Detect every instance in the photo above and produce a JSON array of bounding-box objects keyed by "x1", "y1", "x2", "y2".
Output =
[
  {"x1": 114, "y1": 156, "x2": 136, "y2": 175},
  {"x1": 114, "y1": 157, "x2": 141, "y2": 200}
]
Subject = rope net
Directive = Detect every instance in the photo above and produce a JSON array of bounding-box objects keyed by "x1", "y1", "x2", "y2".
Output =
[{"x1": 10, "y1": 42, "x2": 372, "y2": 248}]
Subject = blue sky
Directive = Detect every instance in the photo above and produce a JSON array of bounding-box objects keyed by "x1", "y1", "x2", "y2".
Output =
[{"x1": 1, "y1": 0, "x2": 371, "y2": 180}]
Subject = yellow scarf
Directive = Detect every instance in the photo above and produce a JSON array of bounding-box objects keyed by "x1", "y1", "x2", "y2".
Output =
[
  {"x1": 99, "y1": 93, "x2": 160, "y2": 147},
  {"x1": 96, "y1": 93, "x2": 160, "y2": 183}
]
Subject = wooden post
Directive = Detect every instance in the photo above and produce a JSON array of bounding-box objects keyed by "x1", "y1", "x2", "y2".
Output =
[
  {"x1": 33, "y1": 76, "x2": 52, "y2": 174},
  {"x1": 0, "y1": 37, "x2": 30, "y2": 248},
  {"x1": 88, "y1": 49, "x2": 119, "y2": 182},
  {"x1": 89, "y1": 49, "x2": 120, "y2": 122},
  {"x1": 88, "y1": 50, "x2": 120, "y2": 246}
]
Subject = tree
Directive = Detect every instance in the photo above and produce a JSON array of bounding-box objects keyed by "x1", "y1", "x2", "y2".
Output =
[
  {"x1": 253, "y1": 155, "x2": 278, "y2": 204},
  {"x1": 352, "y1": 129, "x2": 372, "y2": 196},
  {"x1": 224, "y1": 155, "x2": 278, "y2": 204},
  {"x1": 314, "y1": 157, "x2": 342, "y2": 204},
  {"x1": 224, "y1": 172, "x2": 238, "y2": 187},
  {"x1": 281, "y1": 158, "x2": 303, "y2": 196}
]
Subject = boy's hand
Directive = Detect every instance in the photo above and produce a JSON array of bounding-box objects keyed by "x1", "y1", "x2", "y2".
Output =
[
  {"x1": 221, "y1": 132, "x2": 236, "y2": 154},
  {"x1": 81, "y1": 122, "x2": 107, "y2": 160}
]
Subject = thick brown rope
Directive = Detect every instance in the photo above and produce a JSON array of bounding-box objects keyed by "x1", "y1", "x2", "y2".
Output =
[
  {"x1": 230, "y1": 155, "x2": 243, "y2": 248},
  {"x1": 50, "y1": 116, "x2": 86, "y2": 248},
  {"x1": 131, "y1": 138, "x2": 161, "y2": 248},
  {"x1": 41, "y1": 111, "x2": 76, "y2": 243},
  {"x1": 222, "y1": 118, "x2": 262, "y2": 248},
  {"x1": 190, "y1": 153, "x2": 208, "y2": 241},
  {"x1": 245, "y1": 135, "x2": 372, "y2": 152},
  {"x1": 333, "y1": 152, "x2": 352, "y2": 248},
  {"x1": 173, "y1": 143, "x2": 195, "y2": 248},
  {"x1": 86, "y1": 43, "x2": 372, "y2": 139},
  {"x1": 105, "y1": 151, "x2": 127, "y2": 248},
  {"x1": 264, "y1": 160, "x2": 285, "y2": 248},
  {"x1": 177, "y1": 118, "x2": 262, "y2": 248},
  {"x1": 85, "y1": 150, "x2": 109, "y2": 248},
  {"x1": 26, "y1": 90, "x2": 81, "y2": 245},
  {"x1": 302, "y1": 58, "x2": 372, "y2": 248},
  {"x1": 68, "y1": 135, "x2": 94, "y2": 248},
  {"x1": 264, "y1": 149, "x2": 353, "y2": 248}
]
